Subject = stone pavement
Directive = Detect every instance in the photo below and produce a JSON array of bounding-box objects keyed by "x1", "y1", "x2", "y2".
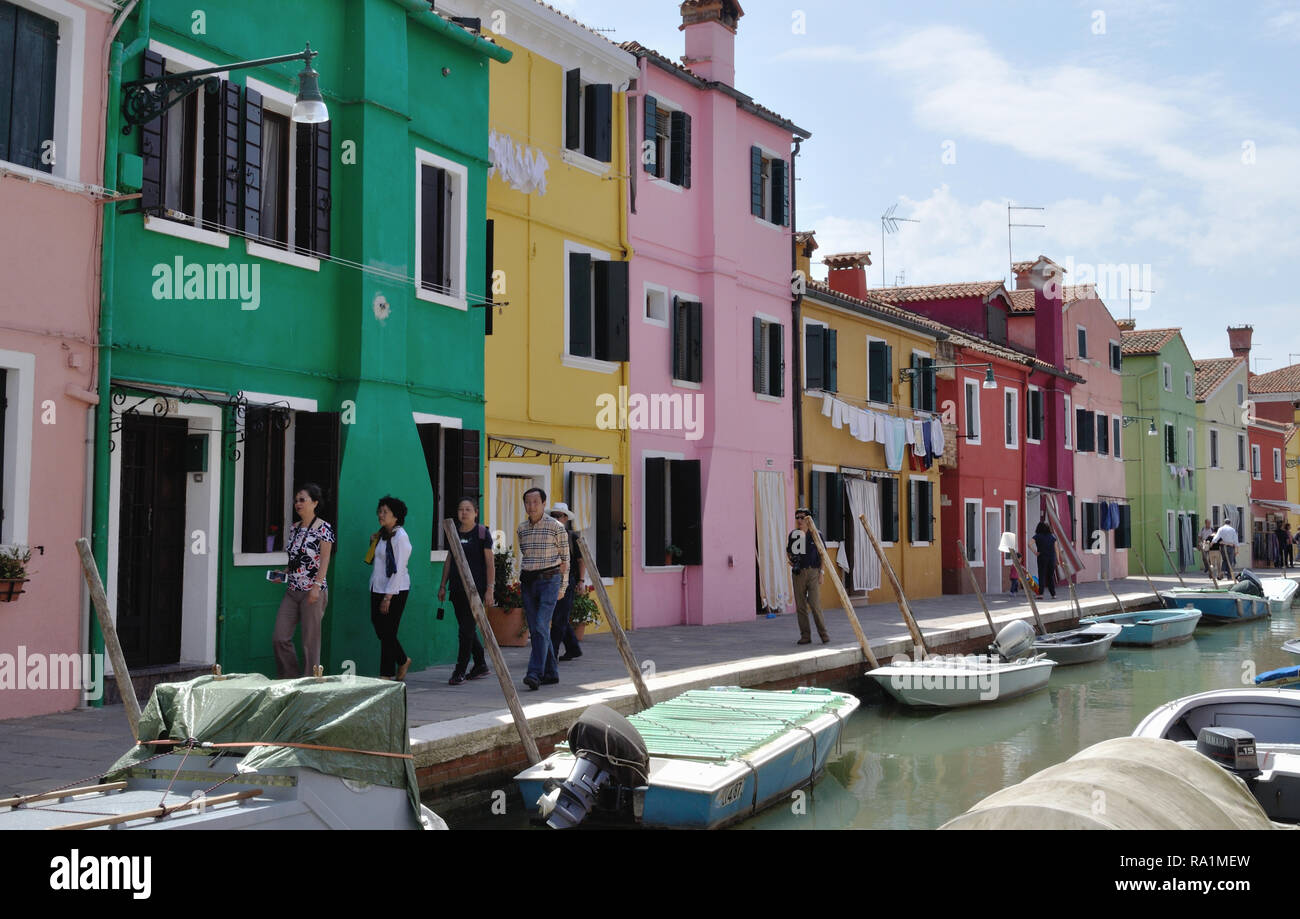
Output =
[{"x1": 0, "y1": 571, "x2": 1253, "y2": 797}]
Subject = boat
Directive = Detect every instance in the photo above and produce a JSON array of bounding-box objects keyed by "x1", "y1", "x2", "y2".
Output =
[
  {"x1": 1160, "y1": 570, "x2": 1271, "y2": 623},
  {"x1": 1079, "y1": 607, "x2": 1202, "y2": 647},
  {"x1": 0, "y1": 673, "x2": 442, "y2": 830},
  {"x1": 1133, "y1": 687, "x2": 1300, "y2": 823},
  {"x1": 1284, "y1": 639, "x2": 1300, "y2": 656},
  {"x1": 1031, "y1": 620, "x2": 1122, "y2": 665},
  {"x1": 1254, "y1": 665, "x2": 1300, "y2": 689},
  {"x1": 865, "y1": 620, "x2": 1055, "y2": 708},
  {"x1": 514, "y1": 686, "x2": 859, "y2": 830},
  {"x1": 1261, "y1": 575, "x2": 1299, "y2": 615}
]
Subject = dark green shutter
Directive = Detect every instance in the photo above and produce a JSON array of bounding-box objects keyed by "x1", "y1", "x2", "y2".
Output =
[
  {"x1": 595, "y1": 473, "x2": 623, "y2": 577},
  {"x1": 217, "y1": 81, "x2": 241, "y2": 232},
  {"x1": 460, "y1": 428, "x2": 481, "y2": 503},
  {"x1": 645, "y1": 457, "x2": 666, "y2": 566},
  {"x1": 242, "y1": 85, "x2": 263, "y2": 238},
  {"x1": 295, "y1": 120, "x2": 331, "y2": 255},
  {"x1": 805, "y1": 325, "x2": 825, "y2": 390},
  {"x1": 0, "y1": 3, "x2": 14, "y2": 165},
  {"x1": 924, "y1": 482, "x2": 934, "y2": 542},
  {"x1": 585, "y1": 82, "x2": 612, "y2": 162},
  {"x1": 809, "y1": 473, "x2": 822, "y2": 536},
  {"x1": 771, "y1": 158, "x2": 787, "y2": 226},
  {"x1": 910, "y1": 354, "x2": 921, "y2": 409},
  {"x1": 643, "y1": 95, "x2": 657, "y2": 174},
  {"x1": 752, "y1": 317, "x2": 763, "y2": 393},
  {"x1": 671, "y1": 459, "x2": 703, "y2": 564},
  {"x1": 825, "y1": 328, "x2": 837, "y2": 393},
  {"x1": 672, "y1": 296, "x2": 685, "y2": 380},
  {"x1": 680, "y1": 111, "x2": 691, "y2": 188},
  {"x1": 420, "y1": 164, "x2": 445, "y2": 292},
  {"x1": 569, "y1": 251, "x2": 592, "y2": 357},
  {"x1": 770, "y1": 322, "x2": 784, "y2": 397},
  {"x1": 750, "y1": 145, "x2": 763, "y2": 216},
  {"x1": 7, "y1": 6, "x2": 58, "y2": 172},
  {"x1": 1116, "y1": 505, "x2": 1132, "y2": 549},
  {"x1": 868, "y1": 341, "x2": 887, "y2": 403},
  {"x1": 594, "y1": 259, "x2": 629, "y2": 361},
  {"x1": 564, "y1": 69, "x2": 581, "y2": 151},
  {"x1": 670, "y1": 110, "x2": 691, "y2": 186},
  {"x1": 921, "y1": 358, "x2": 937, "y2": 412},
  {"x1": 139, "y1": 49, "x2": 166, "y2": 213},
  {"x1": 881, "y1": 478, "x2": 898, "y2": 543},
  {"x1": 829, "y1": 473, "x2": 845, "y2": 542},
  {"x1": 688, "y1": 301, "x2": 703, "y2": 383}
]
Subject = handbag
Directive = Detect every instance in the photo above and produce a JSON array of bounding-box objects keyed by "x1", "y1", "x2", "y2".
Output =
[{"x1": 364, "y1": 532, "x2": 378, "y2": 565}]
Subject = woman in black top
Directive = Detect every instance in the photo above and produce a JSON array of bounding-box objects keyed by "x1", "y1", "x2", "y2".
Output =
[
  {"x1": 437, "y1": 497, "x2": 495, "y2": 685},
  {"x1": 1031, "y1": 520, "x2": 1058, "y2": 599}
]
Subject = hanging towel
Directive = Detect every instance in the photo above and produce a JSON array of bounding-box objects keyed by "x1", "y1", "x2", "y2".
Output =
[
  {"x1": 848, "y1": 409, "x2": 862, "y2": 440},
  {"x1": 857, "y1": 410, "x2": 875, "y2": 443},
  {"x1": 821, "y1": 393, "x2": 834, "y2": 417},
  {"x1": 831, "y1": 400, "x2": 846, "y2": 430},
  {"x1": 931, "y1": 421, "x2": 945, "y2": 457},
  {"x1": 921, "y1": 421, "x2": 935, "y2": 470},
  {"x1": 885, "y1": 418, "x2": 907, "y2": 471},
  {"x1": 874, "y1": 411, "x2": 888, "y2": 445}
]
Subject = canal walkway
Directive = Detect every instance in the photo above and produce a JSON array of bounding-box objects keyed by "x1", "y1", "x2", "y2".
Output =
[{"x1": 0, "y1": 570, "x2": 1281, "y2": 798}]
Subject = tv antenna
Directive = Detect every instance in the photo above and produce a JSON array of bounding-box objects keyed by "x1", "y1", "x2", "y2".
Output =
[
  {"x1": 1254, "y1": 356, "x2": 1273, "y2": 374},
  {"x1": 1127, "y1": 286, "x2": 1155, "y2": 320},
  {"x1": 880, "y1": 204, "x2": 919, "y2": 288},
  {"x1": 1007, "y1": 204, "x2": 1045, "y2": 284}
]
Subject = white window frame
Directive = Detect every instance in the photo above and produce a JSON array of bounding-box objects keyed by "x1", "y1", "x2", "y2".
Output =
[
  {"x1": 561, "y1": 239, "x2": 617, "y2": 372},
  {"x1": 963, "y1": 497, "x2": 983, "y2": 566},
  {"x1": 752, "y1": 142, "x2": 785, "y2": 227},
  {"x1": 563, "y1": 461, "x2": 615, "y2": 585},
  {"x1": 1113, "y1": 415, "x2": 1122, "y2": 461},
  {"x1": 1209, "y1": 428, "x2": 1220, "y2": 468},
  {"x1": 669, "y1": 286, "x2": 702, "y2": 389},
  {"x1": 963, "y1": 378, "x2": 981, "y2": 445},
  {"x1": 1163, "y1": 363, "x2": 1172, "y2": 392},
  {"x1": 754, "y1": 310, "x2": 783, "y2": 403},
  {"x1": 1064, "y1": 394, "x2": 1072, "y2": 450},
  {"x1": 414, "y1": 146, "x2": 469, "y2": 310},
  {"x1": 1076, "y1": 324, "x2": 1088, "y2": 359},
  {"x1": 1003, "y1": 387, "x2": 1018, "y2": 449},
  {"x1": 1275, "y1": 447, "x2": 1284, "y2": 483},
  {"x1": 643, "y1": 281, "x2": 669, "y2": 328},
  {"x1": 413, "y1": 411, "x2": 462, "y2": 563},
  {"x1": 1096, "y1": 411, "x2": 1108, "y2": 456},
  {"x1": 866, "y1": 335, "x2": 891, "y2": 408},
  {"x1": 641, "y1": 449, "x2": 686, "y2": 571},
  {"x1": 242, "y1": 77, "x2": 320, "y2": 271},
  {"x1": 1002, "y1": 500, "x2": 1018, "y2": 566},
  {"x1": 1185, "y1": 371, "x2": 1194, "y2": 400},
  {"x1": 644, "y1": 92, "x2": 685, "y2": 189},
  {"x1": 1252, "y1": 443, "x2": 1262, "y2": 480},
  {"x1": 802, "y1": 317, "x2": 829, "y2": 392},
  {"x1": 0, "y1": 349, "x2": 35, "y2": 547},
  {"x1": 1108, "y1": 339, "x2": 1121, "y2": 374},
  {"x1": 909, "y1": 474, "x2": 932, "y2": 547},
  {"x1": 232, "y1": 391, "x2": 318, "y2": 566},
  {"x1": 1025, "y1": 384, "x2": 1042, "y2": 445}
]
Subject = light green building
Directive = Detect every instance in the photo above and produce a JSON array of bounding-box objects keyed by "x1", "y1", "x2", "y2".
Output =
[{"x1": 1194, "y1": 356, "x2": 1251, "y2": 566}]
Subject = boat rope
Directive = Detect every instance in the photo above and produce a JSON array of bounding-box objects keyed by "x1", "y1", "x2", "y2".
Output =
[
  {"x1": 567, "y1": 746, "x2": 651, "y2": 786},
  {"x1": 630, "y1": 715, "x2": 734, "y2": 759},
  {"x1": 138, "y1": 739, "x2": 414, "y2": 760},
  {"x1": 3, "y1": 747, "x2": 178, "y2": 809},
  {"x1": 157, "y1": 771, "x2": 240, "y2": 820},
  {"x1": 157, "y1": 737, "x2": 198, "y2": 808}
]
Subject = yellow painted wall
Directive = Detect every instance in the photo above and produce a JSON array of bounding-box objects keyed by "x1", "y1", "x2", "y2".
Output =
[{"x1": 483, "y1": 37, "x2": 631, "y2": 630}]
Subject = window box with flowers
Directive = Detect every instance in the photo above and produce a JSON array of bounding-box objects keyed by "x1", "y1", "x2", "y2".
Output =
[{"x1": 0, "y1": 546, "x2": 32, "y2": 602}]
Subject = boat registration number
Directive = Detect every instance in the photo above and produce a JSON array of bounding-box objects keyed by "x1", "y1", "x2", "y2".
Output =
[{"x1": 716, "y1": 779, "x2": 745, "y2": 808}]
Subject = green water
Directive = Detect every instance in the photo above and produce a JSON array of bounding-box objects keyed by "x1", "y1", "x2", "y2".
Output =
[{"x1": 439, "y1": 599, "x2": 1298, "y2": 830}]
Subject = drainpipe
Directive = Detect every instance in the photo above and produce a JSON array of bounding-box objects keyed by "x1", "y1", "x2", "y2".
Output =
[{"x1": 790, "y1": 137, "x2": 803, "y2": 505}]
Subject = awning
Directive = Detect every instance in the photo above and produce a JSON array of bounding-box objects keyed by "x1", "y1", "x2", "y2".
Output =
[
  {"x1": 1251, "y1": 499, "x2": 1300, "y2": 514},
  {"x1": 488, "y1": 436, "x2": 606, "y2": 464}
]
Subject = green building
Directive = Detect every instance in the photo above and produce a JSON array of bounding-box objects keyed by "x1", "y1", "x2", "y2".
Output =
[
  {"x1": 1118, "y1": 323, "x2": 1202, "y2": 574},
  {"x1": 94, "y1": 0, "x2": 510, "y2": 680}
]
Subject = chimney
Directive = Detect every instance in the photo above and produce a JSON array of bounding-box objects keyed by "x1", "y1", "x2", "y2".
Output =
[
  {"x1": 679, "y1": 0, "x2": 742, "y2": 86},
  {"x1": 1011, "y1": 260, "x2": 1034, "y2": 290},
  {"x1": 822, "y1": 251, "x2": 871, "y2": 301},
  {"x1": 1116, "y1": 317, "x2": 1136, "y2": 332},
  {"x1": 1227, "y1": 325, "x2": 1253, "y2": 361},
  {"x1": 1026, "y1": 256, "x2": 1065, "y2": 368}
]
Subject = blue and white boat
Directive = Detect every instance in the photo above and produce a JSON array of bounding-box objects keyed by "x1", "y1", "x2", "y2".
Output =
[
  {"x1": 1160, "y1": 574, "x2": 1271, "y2": 624},
  {"x1": 1080, "y1": 607, "x2": 1202, "y2": 647},
  {"x1": 513, "y1": 686, "x2": 859, "y2": 830},
  {"x1": 1255, "y1": 664, "x2": 1300, "y2": 689}
]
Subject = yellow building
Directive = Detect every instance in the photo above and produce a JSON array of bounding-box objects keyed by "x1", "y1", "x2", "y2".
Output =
[
  {"x1": 795, "y1": 238, "x2": 946, "y2": 607},
  {"x1": 458, "y1": 0, "x2": 639, "y2": 629}
]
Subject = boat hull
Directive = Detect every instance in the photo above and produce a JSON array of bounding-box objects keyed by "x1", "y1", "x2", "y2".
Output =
[
  {"x1": 1081, "y1": 608, "x2": 1201, "y2": 647},
  {"x1": 1160, "y1": 589, "x2": 1270, "y2": 623},
  {"x1": 1031, "y1": 622, "x2": 1122, "y2": 665},
  {"x1": 866, "y1": 657, "x2": 1055, "y2": 708},
  {"x1": 1262, "y1": 577, "x2": 1299, "y2": 616}
]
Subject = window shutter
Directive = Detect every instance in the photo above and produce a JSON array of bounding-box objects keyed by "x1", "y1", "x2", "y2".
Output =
[
  {"x1": 825, "y1": 328, "x2": 837, "y2": 394},
  {"x1": 680, "y1": 111, "x2": 691, "y2": 188},
  {"x1": 0, "y1": 4, "x2": 14, "y2": 165},
  {"x1": 1074, "y1": 407, "x2": 1088, "y2": 452},
  {"x1": 752, "y1": 317, "x2": 763, "y2": 393},
  {"x1": 910, "y1": 354, "x2": 922, "y2": 409},
  {"x1": 688, "y1": 301, "x2": 703, "y2": 383},
  {"x1": 881, "y1": 478, "x2": 898, "y2": 543},
  {"x1": 293, "y1": 411, "x2": 342, "y2": 523},
  {"x1": 594, "y1": 259, "x2": 629, "y2": 362},
  {"x1": 830, "y1": 473, "x2": 845, "y2": 542},
  {"x1": 8, "y1": 6, "x2": 58, "y2": 172},
  {"x1": 750, "y1": 145, "x2": 763, "y2": 216},
  {"x1": 923, "y1": 358, "x2": 937, "y2": 412},
  {"x1": 809, "y1": 472, "x2": 822, "y2": 534},
  {"x1": 645, "y1": 457, "x2": 667, "y2": 566},
  {"x1": 671, "y1": 459, "x2": 703, "y2": 564},
  {"x1": 569, "y1": 251, "x2": 592, "y2": 357},
  {"x1": 867, "y1": 341, "x2": 886, "y2": 403},
  {"x1": 139, "y1": 49, "x2": 167, "y2": 213},
  {"x1": 924, "y1": 482, "x2": 934, "y2": 542},
  {"x1": 564, "y1": 69, "x2": 581, "y2": 151},
  {"x1": 1097, "y1": 415, "x2": 1108, "y2": 454},
  {"x1": 596, "y1": 473, "x2": 624, "y2": 577},
  {"x1": 438, "y1": 427, "x2": 461, "y2": 542},
  {"x1": 1116, "y1": 504, "x2": 1131, "y2": 549},
  {"x1": 669, "y1": 110, "x2": 686, "y2": 185},
  {"x1": 672, "y1": 296, "x2": 685, "y2": 380},
  {"x1": 771, "y1": 322, "x2": 784, "y2": 397},
  {"x1": 420, "y1": 164, "x2": 444, "y2": 292},
  {"x1": 805, "y1": 325, "x2": 824, "y2": 391},
  {"x1": 1166, "y1": 424, "x2": 1175, "y2": 463},
  {"x1": 770, "y1": 158, "x2": 787, "y2": 225},
  {"x1": 242, "y1": 85, "x2": 263, "y2": 238},
  {"x1": 908, "y1": 480, "x2": 918, "y2": 544},
  {"x1": 294, "y1": 121, "x2": 331, "y2": 255},
  {"x1": 460, "y1": 428, "x2": 481, "y2": 504},
  {"x1": 485, "y1": 219, "x2": 494, "y2": 335},
  {"x1": 585, "y1": 82, "x2": 612, "y2": 162},
  {"x1": 643, "y1": 95, "x2": 657, "y2": 173},
  {"x1": 213, "y1": 81, "x2": 241, "y2": 232}
]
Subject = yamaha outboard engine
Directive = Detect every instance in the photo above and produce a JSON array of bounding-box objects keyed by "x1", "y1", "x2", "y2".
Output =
[
  {"x1": 991, "y1": 620, "x2": 1036, "y2": 661},
  {"x1": 1196, "y1": 726, "x2": 1261, "y2": 780},
  {"x1": 537, "y1": 704, "x2": 649, "y2": 829},
  {"x1": 1233, "y1": 569, "x2": 1264, "y2": 597}
]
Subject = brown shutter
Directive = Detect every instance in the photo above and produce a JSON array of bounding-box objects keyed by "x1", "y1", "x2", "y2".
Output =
[
  {"x1": 241, "y1": 85, "x2": 263, "y2": 238},
  {"x1": 139, "y1": 50, "x2": 167, "y2": 213}
]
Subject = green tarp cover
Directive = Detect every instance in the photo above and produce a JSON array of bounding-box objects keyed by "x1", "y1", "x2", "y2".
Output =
[{"x1": 106, "y1": 673, "x2": 420, "y2": 821}]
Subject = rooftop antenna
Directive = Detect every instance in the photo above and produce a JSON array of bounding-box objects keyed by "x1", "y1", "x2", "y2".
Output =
[
  {"x1": 894, "y1": 269, "x2": 906, "y2": 286},
  {"x1": 1007, "y1": 203, "x2": 1045, "y2": 285},
  {"x1": 1288, "y1": 353, "x2": 1300, "y2": 367},
  {"x1": 1127, "y1": 286, "x2": 1155, "y2": 320},
  {"x1": 881, "y1": 204, "x2": 919, "y2": 288},
  {"x1": 1254, "y1": 356, "x2": 1273, "y2": 374}
]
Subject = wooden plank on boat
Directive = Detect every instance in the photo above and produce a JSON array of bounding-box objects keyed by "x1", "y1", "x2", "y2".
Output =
[
  {"x1": 75, "y1": 537, "x2": 141, "y2": 740},
  {"x1": 441, "y1": 518, "x2": 541, "y2": 766},
  {"x1": 47, "y1": 787, "x2": 263, "y2": 831},
  {"x1": 1007, "y1": 551, "x2": 1047, "y2": 635},
  {"x1": 857, "y1": 513, "x2": 927, "y2": 655},
  {"x1": 573, "y1": 531, "x2": 654, "y2": 711},
  {"x1": 0, "y1": 782, "x2": 127, "y2": 809},
  {"x1": 806, "y1": 519, "x2": 878, "y2": 669},
  {"x1": 955, "y1": 538, "x2": 998, "y2": 640},
  {"x1": 1156, "y1": 534, "x2": 1188, "y2": 587}
]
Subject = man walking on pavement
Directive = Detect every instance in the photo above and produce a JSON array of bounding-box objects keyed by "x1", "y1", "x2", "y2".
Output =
[
  {"x1": 517, "y1": 488, "x2": 568, "y2": 690},
  {"x1": 1211, "y1": 516, "x2": 1239, "y2": 577},
  {"x1": 787, "y1": 508, "x2": 829, "y2": 645}
]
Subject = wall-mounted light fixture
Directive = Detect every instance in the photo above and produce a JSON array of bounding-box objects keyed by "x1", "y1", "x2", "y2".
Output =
[{"x1": 900, "y1": 362, "x2": 997, "y2": 390}]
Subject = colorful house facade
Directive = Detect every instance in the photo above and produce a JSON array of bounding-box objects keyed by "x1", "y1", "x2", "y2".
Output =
[
  {"x1": 621, "y1": 0, "x2": 808, "y2": 626},
  {"x1": 93, "y1": 0, "x2": 508, "y2": 681},
  {"x1": 0, "y1": 0, "x2": 113, "y2": 717},
  {"x1": 1249, "y1": 361, "x2": 1300, "y2": 534},
  {"x1": 1194, "y1": 347, "x2": 1251, "y2": 566}
]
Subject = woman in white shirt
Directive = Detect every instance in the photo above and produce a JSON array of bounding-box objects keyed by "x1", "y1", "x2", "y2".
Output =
[{"x1": 370, "y1": 495, "x2": 413, "y2": 680}]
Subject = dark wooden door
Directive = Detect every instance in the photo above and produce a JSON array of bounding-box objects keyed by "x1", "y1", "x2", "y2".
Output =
[{"x1": 117, "y1": 415, "x2": 188, "y2": 667}]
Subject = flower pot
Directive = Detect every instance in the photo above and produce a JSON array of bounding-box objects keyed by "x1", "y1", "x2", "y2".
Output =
[
  {"x1": 486, "y1": 606, "x2": 529, "y2": 647},
  {"x1": 664, "y1": 552, "x2": 673, "y2": 566},
  {"x1": 0, "y1": 578, "x2": 28, "y2": 602},
  {"x1": 573, "y1": 623, "x2": 587, "y2": 641}
]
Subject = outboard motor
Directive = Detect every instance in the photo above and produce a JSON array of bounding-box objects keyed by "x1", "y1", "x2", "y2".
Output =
[
  {"x1": 1233, "y1": 569, "x2": 1264, "y2": 597},
  {"x1": 536, "y1": 704, "x2": 649, "y2": 829},
  {"x1": 991, "y1": 620, "x2": 1036, "y2": 661},
  {"x1": 1196, "y1": 726, "x2": 1261, "y2": 780}
]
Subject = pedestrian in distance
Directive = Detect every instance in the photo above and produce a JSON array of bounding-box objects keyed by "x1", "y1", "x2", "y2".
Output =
[
  {"x1": 516, "y1": 488, "x2": 569, "y2": 691},
  {"x1": 547, "y1": 503, "x2": 585, "y2": 662},
  {"x1": 271, "y1": 483, "x2": 335, "y2": 678},
  {"x1": 1278, "y1": 522, "x2": 1293, "y2": 569},
  {"x1": 1198, "y1": 519, "x2": 1216, "y2": 576},
  {"x1": 368, "y1": 496, "x2": 413, "y2": 681},
  {"x1": 1008, "y1": 552, "x2": 1022, "y2": 594},
  {"x1": 787, "y1": 508, "x2": 829, "y2": 645},
  {"x1": 1030, "y1": 520, "x2": 1058, "y2": 599},
  {"x1": 1211, "y1": 518, "x2": 1239, "y2": 576},
  {"x1": 437, "y1": 497, "x2": 494, "y2": 685}
]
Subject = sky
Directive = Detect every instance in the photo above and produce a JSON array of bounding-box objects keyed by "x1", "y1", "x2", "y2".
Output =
[{"x1": 549, "y1": 0, "x2": 1300, "y2": 371}]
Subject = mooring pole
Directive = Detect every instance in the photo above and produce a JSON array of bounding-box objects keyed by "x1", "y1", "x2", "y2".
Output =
[
  {"x1": 955, "y1": 539, "x2": 999, "y2": 640},
  {"x1": 806, "y1": 519, "x2": 879, "y2": 669},
  {"x1": 573, "y1": 531, "x2": 654, "y2": 710},
  {"x1": 75, "y1": 537, "x2": 140, "y2": 740},
  {"x1": 858, "y1": 514, "x2": 928, "y2": 656}
]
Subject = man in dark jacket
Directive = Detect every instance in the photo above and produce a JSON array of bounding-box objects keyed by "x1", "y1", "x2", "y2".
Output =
[{"x1": 787, "y1": 508, "x2": 829, "y2": 645}]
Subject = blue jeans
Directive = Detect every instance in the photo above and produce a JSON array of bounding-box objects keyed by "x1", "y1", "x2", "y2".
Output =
[{"x1": 521, "y1": 572, "x2": 561, "y2": 682}]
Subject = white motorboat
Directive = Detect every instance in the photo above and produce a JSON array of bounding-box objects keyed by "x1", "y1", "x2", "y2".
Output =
[
  {"x1": 1031, "y1": 621, "x2": 1122, "y2": 665},
  {"x1": 1261, "y1": 576, "x2": 1299, "y2": 615},
  {"x1": 1283, "y1": 639, "x2": 1300, "y2": 657}
]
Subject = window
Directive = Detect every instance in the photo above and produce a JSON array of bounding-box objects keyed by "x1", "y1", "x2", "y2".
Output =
[
  {"x1": 878, "y1": 476, "x2": 900, "y2": 543},
  {"x1": 1003, "y1": 501, "x2": 1018, "y2": 564},
  {"x1": 1096, "y1": 412, "x2": 1109, "y2": 455},
  {"x1": 566, "y1": 470, "x2": 624, "y2": 577},
  {"x1": 1082, "y1": 502, "x2": 1101, "y2": 553},
  {"x1": 909, "y1": 353, "x2": 936, "y2": 413},
  {"x1": 416, "y1": 149, "x2": 468, "y2": 309},
  {"x1": 1163, "y1": 363, "x2": 1172, "y2": 391},
  {"x1": 644, "y1": 283, "x2": 668, "y2": 325},
  {"x1": 809, "y1": 470, "x2": 844, "y2": 542},
  {"x1": 1076, "y1": 326, "x2": 1088, "y2": 359},
  {"x1": 1109, "y1": 341, "x2": 1121, "y2": 373},
  {"x1": 1251, "y1": 444, "x2": 1261, "y2": 479},
  {"x1": 964, "y1": 379, "x2": 981, "y2": 444},
  {"x1": 415, "y1": 419, "x2": 480, "y2": 555},
  {"x1": 986, "y1": 304, "x2": 1007, "y2": 345},
  {"x1": 753, "y1": 317, "x2": 784, "y2": 398},
  {"x1": 644, "y1": 457, "x2": 701, "y2": 566},
  {"x1": 566, "y1": 244, "x2": 630, "y2": 363},
  {"x1": 237, "y1": 403, "x2": 339, "y2": 559},
  {"x1": 1064, "y1": 395, "x2": 1072, "y2": 449},
  {"x1": 909, "y1": 478, "x2": 934, "y2": 545},
  {"x1": 1237, "y1": 433, "x2": 1247, "y2": 471},
  {"x1": 642, "y1": 95, "x2": 689, "y2": 185},
  {"x1": 0, "y1": 2, "x2": 57, "y2": 173},
  {"x1": 1113, "y1": 416, "x2": 1122, "y2": 460},
  {"x1": 0, "y1": 351, "x2": 34, "y2": 546},
  {"x1": 565, "y1": 69, "x2": 613, "y2": 163},
  {"x1": 1236, "y1": 383, "x2": 1245, "y2": 408},
  {"x1": 867, "y1": 339, "x2": 893, "y2": 404},
  {"x1": 1026, "y1": 386, "x2": 1044, "y2": 443},
  {"x1": 246, "y1": 77, "x2": 331, "y2": 258},
  {"x1": 1004, "y1": 388, "x2": 1018, "y2": 448},
  {"x1": 1186, "y1": 429, "x2": 1194, "y2": 471},
  {"x1": 1209, "y1": 429, "x2": 1220, "y2": 468},
  {"x1": 804, "y1": 321, "x2": 837, "y2": 392},
  {"x1": 964, "y1": 499, "x2": 982, "y2": 565},
  {"x1": 1185, "y1": 372, "x2": 1193, "y2": 399},
  {"x1": 672, "y1": 296, "x2": 703, "y2": 383},
  {"x1": 750, "y1": 145, "x2": 788, "y2": 225},
  {"x1": 1276, "y1": 448, "x2": 1284, "y2": 483},
  {"x1": 1115, "y1": 504, "x2": 1132, "y2": 549},
  {"x1": 1163, "y1": 422, "x2": 1176, "y2": 463},
  {"x1": 1075, "y1": 407, "x2": 1095, "y2": 452}
]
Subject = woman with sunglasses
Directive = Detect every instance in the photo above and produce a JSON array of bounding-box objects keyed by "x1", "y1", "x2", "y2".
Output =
[{"x1": 272, "y1": 483, "x2": 335, "y2": 677}]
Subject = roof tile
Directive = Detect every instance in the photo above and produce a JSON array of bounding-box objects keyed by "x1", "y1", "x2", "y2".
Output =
[
  {"x1": 1120, "y1": 327, "x2": 1180, "y2": 356},
  {"x1": 1193, "y1": 357, "x2": 1244, "y2": 401}
]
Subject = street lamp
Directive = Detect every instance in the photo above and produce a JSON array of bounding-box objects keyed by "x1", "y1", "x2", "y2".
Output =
[
  {"x1": 1122, "y1": 415, "x2": 1159, "y2": 436},
  {"x1": 121, "y1": 43, "x2": 328, "y2": 133},
  {"x1": 900, "y1": 362, "x2": 997, "y2": 389}
]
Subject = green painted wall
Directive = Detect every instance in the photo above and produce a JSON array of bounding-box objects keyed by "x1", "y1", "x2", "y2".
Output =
[{"x1": 103, "y1": 0, "x2": 503, "y2": 675}]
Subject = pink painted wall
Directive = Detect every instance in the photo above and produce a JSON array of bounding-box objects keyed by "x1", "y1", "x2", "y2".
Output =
[
  {"x1": 626, "y1": 54, "x2": 796, "y2": 627},
  {"x1": 1066, "y1": 294, "x2": 1129, "y2": 581},
  {"x1": 0, "y1": 0, "x2": 110, "y2": 718}
]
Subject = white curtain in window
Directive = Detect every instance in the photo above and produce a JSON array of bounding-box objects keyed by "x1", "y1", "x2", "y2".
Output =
[
  {"x1": 261, "y1": 112, "x2": 286, "y2": 243},
  {"x1": 844, "y1": 478, "x2": 881, "y2": 593},
  {"x1": 494, "y1": 476, "x2": 532, "y2": 572},
  {"x1": 569, "y1": 473, "x2": 596, "y2": 584},
  {"x1": 754, "y1": 470, "x2": 794, "y2": 611}
]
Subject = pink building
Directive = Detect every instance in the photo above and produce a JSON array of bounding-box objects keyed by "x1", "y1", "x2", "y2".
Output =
[
  {"x1": 0, "y1": 0, "x2": 112, "y2": 717},
  {"x1": 621, "y1": 0, "x2": 809, "y2": 626}
]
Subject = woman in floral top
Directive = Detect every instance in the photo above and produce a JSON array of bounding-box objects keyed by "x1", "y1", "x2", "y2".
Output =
[{"x1": 272, "y1": 482, "x2": 336, "y2": 677}]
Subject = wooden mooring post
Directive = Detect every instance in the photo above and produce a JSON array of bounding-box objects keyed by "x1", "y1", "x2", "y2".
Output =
[
  {"x1": 955, "y1": 539, "x2": 999, "y2": 640},
  {"x1": 805, "y1": 519, "x2": 879, "y2": 669},
  {"x1": 573, "y1": 531, "x2": 654, "y2": 710},
  {"x1": 75, "y1": 537, "x2": 141, "y2": 740},
  {"x1": 1134, "y1": 556, "x2": 1164, "y2": 605},
  {"x1": 857, "y1": 514, "x2": 928, "y2": 656},
  {"x1": 1155, "y1": 534, "x2": 1188, "y2": 588}
]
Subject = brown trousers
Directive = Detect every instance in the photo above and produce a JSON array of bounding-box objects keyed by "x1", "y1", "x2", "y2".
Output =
[
  {"x1": 273, "y1": 587, "x2": 327, "y2": 678},
  {"x1": 792, "y1": 567, "x2": 828, "y2": 640}
]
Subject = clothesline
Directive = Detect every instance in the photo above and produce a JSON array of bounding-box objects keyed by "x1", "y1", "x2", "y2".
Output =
[{"x1": 818, "y1": 392, "x2": 945, "y2": 472}]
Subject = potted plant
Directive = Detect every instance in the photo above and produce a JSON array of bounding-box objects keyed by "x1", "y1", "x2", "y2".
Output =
[
  {"x1": 569, "y1": 588, "x2": 601, "y2": 640},
  {"x1": 485, "y1": 549, "x2": 528, "y2": 647},
  {"x1": 664, "y1": 544, "x2": 683, "y2": 566},
  {"x1": 0, "y1": 545, "x2": 32, "y2": 602}
]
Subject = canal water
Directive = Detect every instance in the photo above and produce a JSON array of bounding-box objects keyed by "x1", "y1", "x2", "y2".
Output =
[{"x1": 439, "y1": 596, "x2": 1298, "y2": 830}]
